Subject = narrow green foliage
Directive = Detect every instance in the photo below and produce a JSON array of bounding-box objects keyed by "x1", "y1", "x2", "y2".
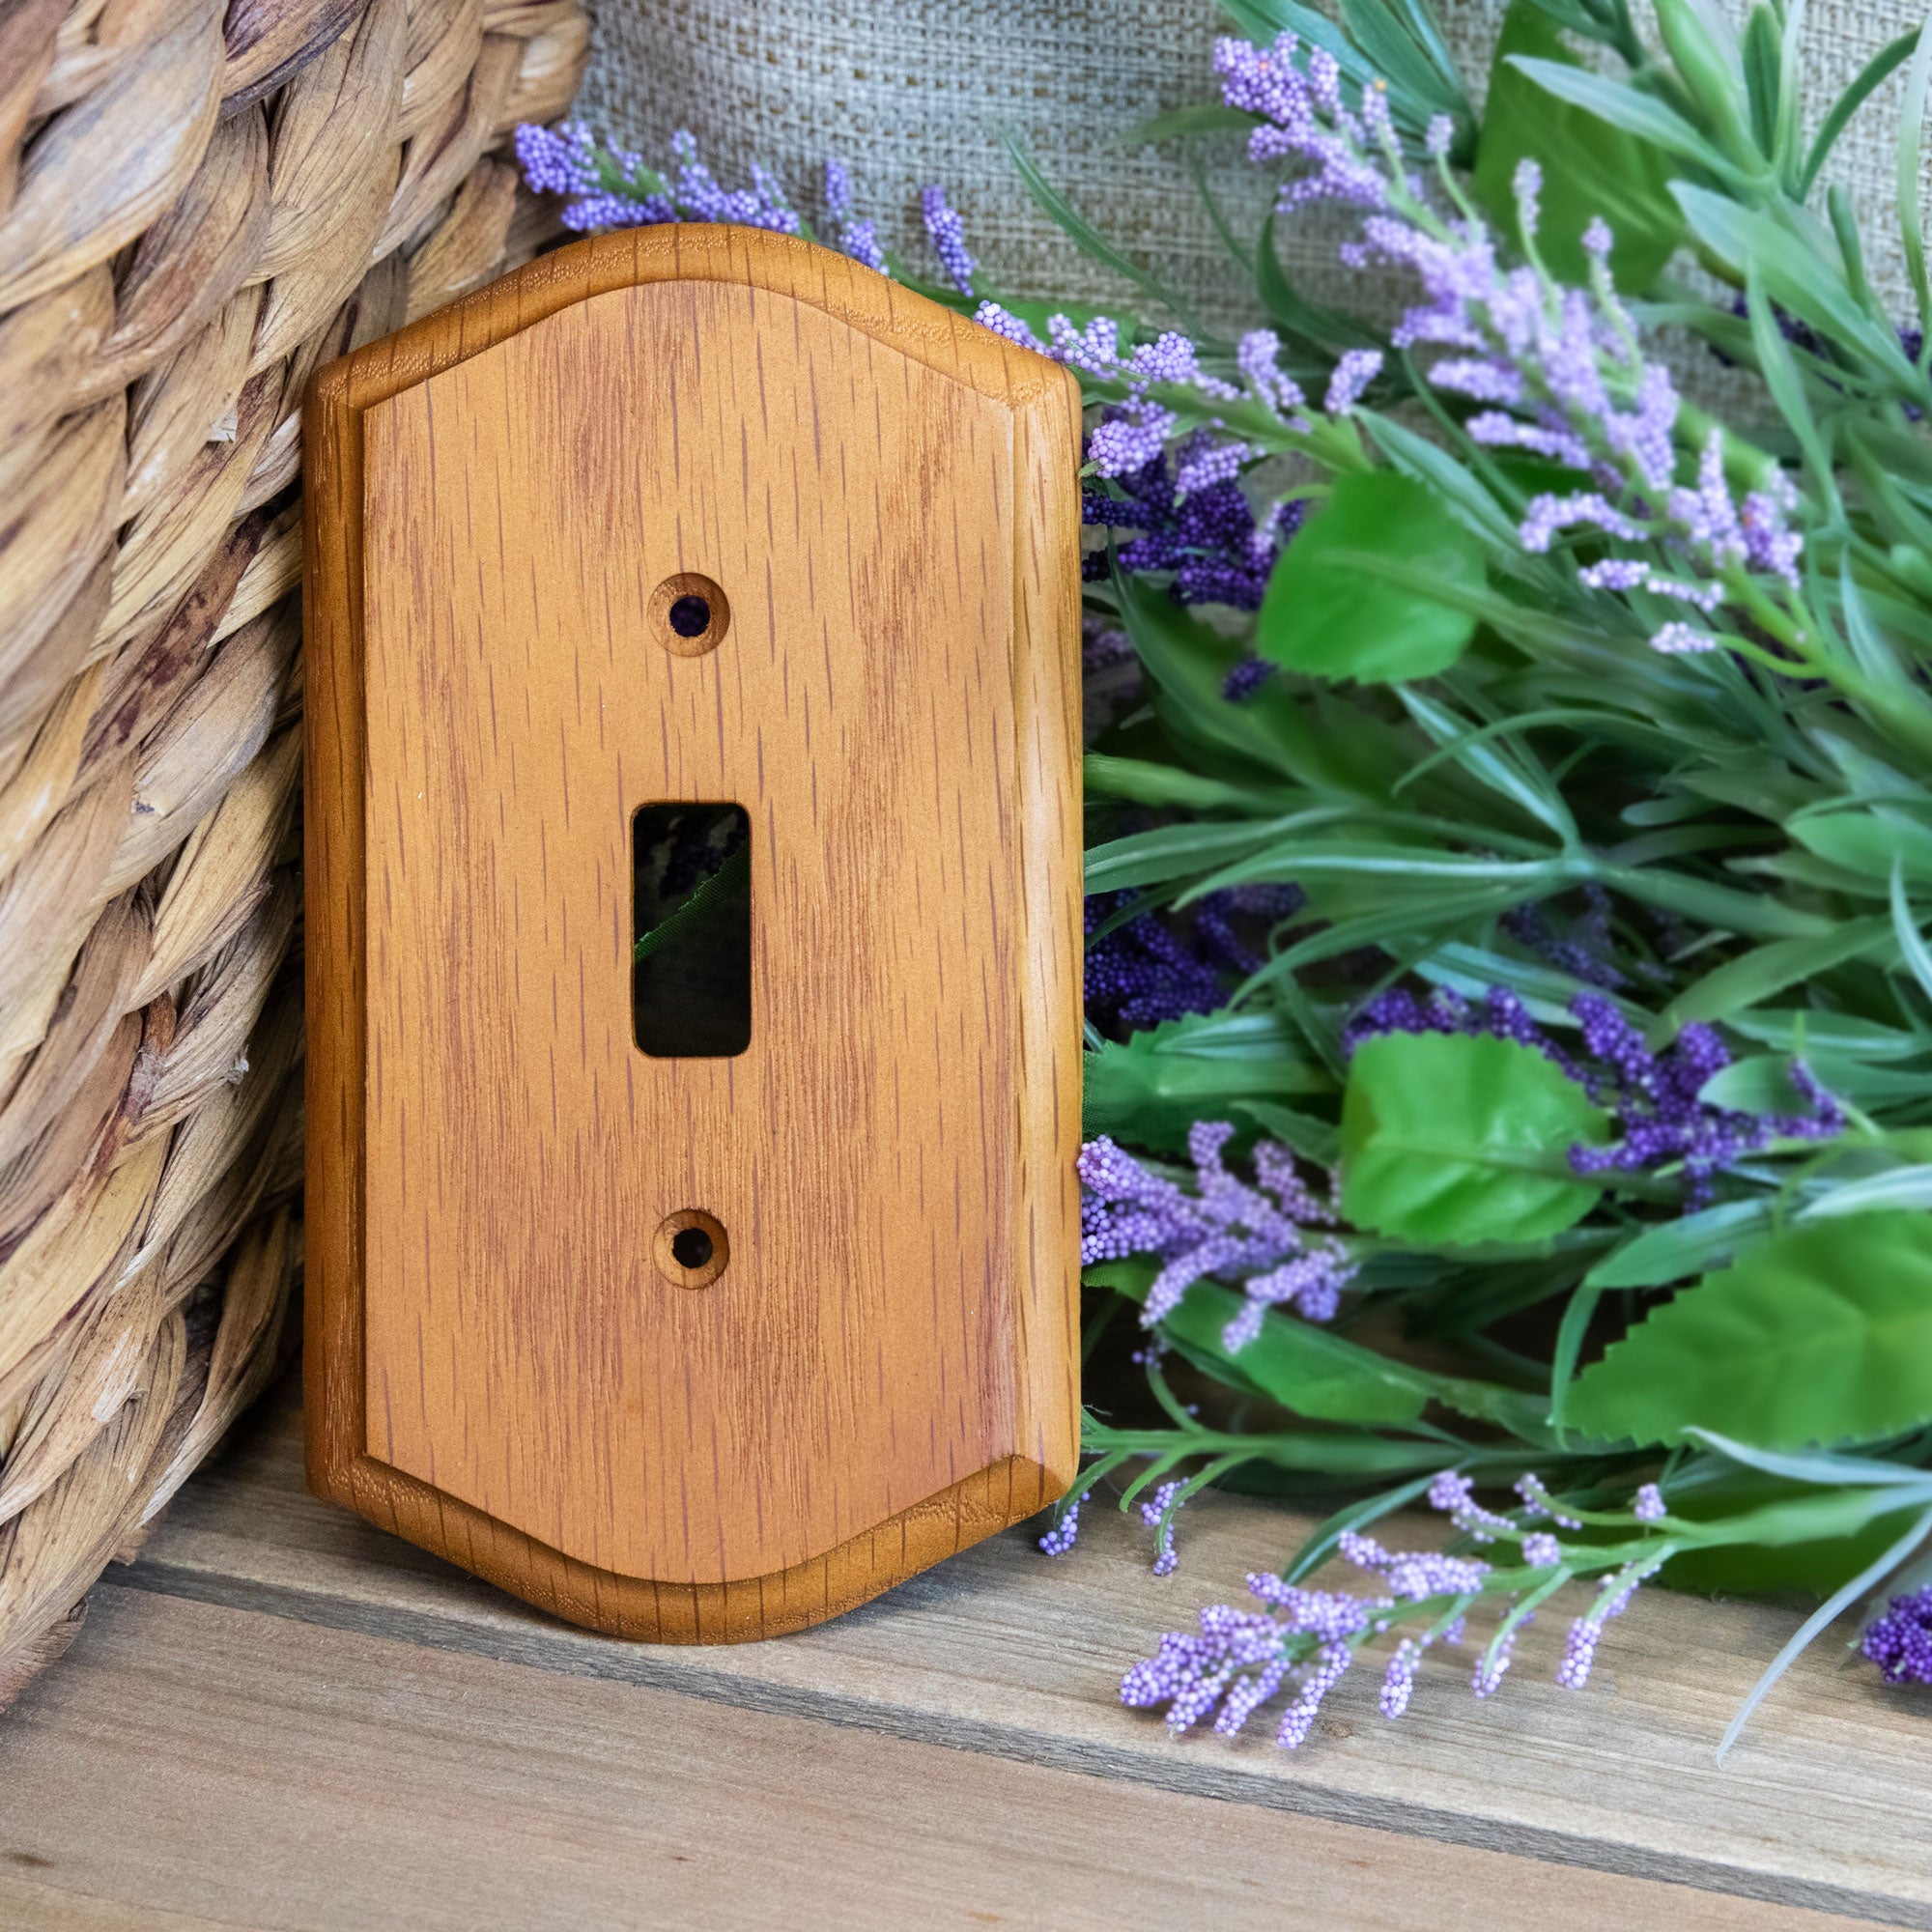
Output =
[{"x1": 1476, "y1": 1, "x2": 1683, "y2": 285}]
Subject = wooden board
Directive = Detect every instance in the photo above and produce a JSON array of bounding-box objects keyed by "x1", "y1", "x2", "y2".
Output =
[
  {"x1": 302, "y1": 226, "x2": 1086, "y2": 1642},
  {"x1": 0, "y1": 1378, "x2": 1900, "y2": 1932},
  {"x1": 19, "y1": 1376, "x2": 1922, "y2": 1930}
]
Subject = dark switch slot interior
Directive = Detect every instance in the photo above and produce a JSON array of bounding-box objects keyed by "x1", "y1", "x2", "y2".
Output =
[{"x1": 632, "y1": 802, "x2": 752, "y2": 1057}]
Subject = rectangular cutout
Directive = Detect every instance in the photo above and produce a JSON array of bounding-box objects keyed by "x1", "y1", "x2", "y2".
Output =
[{"x1": 632, "y1": 802, "x2": 752, "y2": 1057}]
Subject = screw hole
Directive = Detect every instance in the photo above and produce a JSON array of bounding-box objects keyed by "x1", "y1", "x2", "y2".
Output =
[
  {"x1": 668, "y1": 595, "x2": 710, "y2": 639},
  {"x1": 653, "y1": 1208, "x2": 729, "y2": 1289},
  {"x1": 649, "y1": 573, "x2": 730, "y2": 658},
  {"x1": 670, "y1": 1225, "x2": 714, "y2": 1269}
]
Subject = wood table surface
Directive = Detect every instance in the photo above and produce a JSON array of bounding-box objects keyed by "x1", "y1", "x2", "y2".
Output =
[{"x1": 0, "y1": 1373, "x2": 1924, "y2": 1931}]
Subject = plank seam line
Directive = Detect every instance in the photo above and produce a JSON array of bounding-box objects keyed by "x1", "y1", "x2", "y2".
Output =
[{"x1": 102, "y1": 1572, "x2": 1914, "y2": 1931}]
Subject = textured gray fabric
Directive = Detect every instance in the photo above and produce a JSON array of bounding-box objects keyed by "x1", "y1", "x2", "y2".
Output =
[{"x1": 578, "y1": 0, "x2": 1928, "y2": 323}]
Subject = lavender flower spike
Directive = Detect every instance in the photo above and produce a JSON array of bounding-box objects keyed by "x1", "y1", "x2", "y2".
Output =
[
  {"x1": 1141, "y1": 1478, "x2": 1187, "y2": 1576},
  {"x1": 922, "y1": 185, "x2": 976, "y2": 296},
  {"x1": 1038, "y1": 1488, "x2": 1089, "y2": 1557},
  {"x1": 1077, "y1": 1127, "x2": 1354, "y2": 1344},
  {"x1": 1324, "y1": 348, "x2": 1383, "y2": 415},
  {"x1": 1862, "y1": 1585, "x2": 1932, "y2": 1686}
]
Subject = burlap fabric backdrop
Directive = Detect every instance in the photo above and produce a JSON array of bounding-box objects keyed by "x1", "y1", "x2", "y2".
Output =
[{"x1": 580, "y1": 0, "x2": 1931, "y2": 325}]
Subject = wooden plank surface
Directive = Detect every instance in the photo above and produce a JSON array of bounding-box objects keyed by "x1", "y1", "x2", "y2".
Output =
[{"x1": 2, "y1": 1375, "x2": 1924, "y2": 1929}]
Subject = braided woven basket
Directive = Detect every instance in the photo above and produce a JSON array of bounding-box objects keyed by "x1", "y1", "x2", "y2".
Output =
[{"x1": 0, "y1": 0, "x2": 584, "y2": 1702}]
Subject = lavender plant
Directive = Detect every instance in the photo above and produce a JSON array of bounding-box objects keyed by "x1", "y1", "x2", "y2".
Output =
[{"x1": 519, "y1": 0, "x2": 1932, "y2": 1750}]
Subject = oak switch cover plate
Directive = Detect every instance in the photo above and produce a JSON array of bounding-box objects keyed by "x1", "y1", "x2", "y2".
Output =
[{"x1": 302, "y1": 227, "x2": 1084, "y2": 1642}]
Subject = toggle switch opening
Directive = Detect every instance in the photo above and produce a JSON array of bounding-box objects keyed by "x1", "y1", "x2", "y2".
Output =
[{"x1": 633, "y1": 802, "x2": 751, "y2": 1058}]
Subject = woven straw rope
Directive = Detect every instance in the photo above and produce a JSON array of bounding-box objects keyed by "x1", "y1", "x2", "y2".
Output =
[
  {"x1": 0, "y1": 0, "x2": 585, "y2": 1701},
  {"x1": 581, "y1": 0, "x2": 1932, "y2": 327}
]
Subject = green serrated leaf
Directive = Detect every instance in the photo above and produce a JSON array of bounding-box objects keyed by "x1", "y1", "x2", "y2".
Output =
[
  {"x1": 1568, "y1": 1212, "x2": 1932, "y2": 1447},
  {"x1": 1258, "y1": 470, "x2": 1485, "y2": 684},
  {"x1": 1341, "y1": 1033, "x2": 1608, "y2": 1243}
]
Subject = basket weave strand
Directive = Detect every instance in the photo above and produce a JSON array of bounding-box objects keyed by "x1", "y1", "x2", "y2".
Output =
[{"x1": 0, "y1": 0, "x2": 586, "y2": 1703}]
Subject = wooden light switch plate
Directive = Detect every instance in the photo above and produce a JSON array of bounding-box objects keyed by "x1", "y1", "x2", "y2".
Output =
[{"x1": 302, "y1": 227, "x2": 1085, "y2": 1642}]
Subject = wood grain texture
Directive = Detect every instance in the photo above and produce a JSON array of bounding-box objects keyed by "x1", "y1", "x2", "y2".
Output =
[
  {"x1": 135, "y1": 1381, "x2": 1932, "y2": 1930},
  {"x1": 12, "y1": 1585, "x2": 1884, "y2": 1932},
  {"x1": 302, "y1": 225, "x2": 1085, "y2": 1641}
]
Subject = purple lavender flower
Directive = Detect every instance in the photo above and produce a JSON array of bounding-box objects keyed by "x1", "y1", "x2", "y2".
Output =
[
  {"x1": 1088, "y1": 404, "x2": 1177, "y2": 479},
  {"x1": 1038, "y1": 1489, "x2": 1089, "y2": 1556},
  {"x1": 1221, "y1": 656, "x2": 1276, "y2": 701},
  {"x1": 1082, "y1": 619, "x2": 1134, "y2": 673},
  {"x1": 1502, "y1": 887, "x2": 1630, "y2": 991},
  {"x1": 1324, "y1": 348, "x2": 1383, "y2": 415},
  {"x1": 1861, "y1": 1585, "x2": 1932, "y2": 1685},
  {"x1": 1517, "y1": 1473, "x2": 1582, "y2": 1528},
  {"x1": 973, "y1": 301, "x2": 1042, "y2": 350},
  {"x1": 1346, "y1": 982, "x2": 1844, "y2": 1207},
  {"x1": 1555, "y1": 1563, "x2": 1651, "y2": 1690},
  {"x1": 1427, "y1": 1469, "x2": 1518, "y2": 1545},
  {"x1": 922, "y1": 185, "x2": 976, "y2": 296},
  {"x1": 1215, "y1": 36, "x2": 1391, "y2": 214},
  {"x1": 823, "y1": 158, "x2": 888, "y2": 272},
  {"x1": 515, "y1": 122, "x2": 673, "y2": 231},
  {"x1": 1339, "y1": 1527, "x2": 1492, "y2": 1600},
  {"x1": 1633, "y1": 1483, "x2": 1666, "y2": 1523},
  {"x1": 1473, "y1": 1616, "x2": 1528, "y2": 1697},
  {"x1": 1566, "y1": 994, "x2": 1844, "y2": 1206},
  {"x1": 1379, "y1": 1637, "x2": 1422, "y2": 1718},
  {"x1": 1083, "y1": 447, "x2": 1303, "y2": 611},
  {"x1": 1083, "y1": 890, "x2": 1261, "y2": 1035},
  {"x1": 1141, "y1": 1479, "x2": 1187, "y2": 1576},
  {"x1": 1078, "y1": 1123, "x2": 1353, "y2": 1343}
]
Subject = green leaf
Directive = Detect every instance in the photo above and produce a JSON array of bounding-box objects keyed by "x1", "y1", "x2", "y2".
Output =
[
  {"x1": 1475, "y1": 3, "x2": 1684, "y2": 286},
  {"x1": 1093, "y1": 1258, "x2": 1553, "y2": 1437},
  {"x1": 1341, "y1": 1033, "x2": 1609, "y2": 1244},
  {"x1": 1507, "y1": 54, "x2": 1740, "y2": 182},
  {"x1": 1674, "y1": 185, "x2": 1917, "y2": 383},
  {"x1": 1568, "y1": 1212, "x2": 1932, "y2": 1447},
  {"x1": 1801, "y1": 29, "x2": 1918, "y2": 192},
  {"x1": 1083, "y1": 753, "x2": 1289, "y2": 815},
  {"x1": 999, "y1": 132, "x2": 1205, "y2": 335},
  {"x1": 1897, "y1": 15, "x2": 1932, "y2": 344},
  {"x1": 1235, "y1": 1098, "x2": 1343, "y2": 1167},
  {"x1": 1651, "y1": 920, "x2": 1894, "y2": 1037},
  {"x1": 1696, "y1": 1055, "x2": 1811, "y2": 1114},
  {"x1": 1359, "y1": 410, "x2": 1527, "y2": 554},
  {"x1": 1118, "y1": 104, "x2": 1256, "y2": 145},
  {"x1": 1258, "y1": 471, "x2": 1485, "y2": 684},
  {"x1": 1091, "y1": 1259, "x2": 1426, "y2": 1423},
  {"x1": 632, "y1": 842, "x2": 749, "y2": 962},
  {"x1": 1255, "y1": 210, "x2": 1382, "y2": 352},
  {"x1": 1084, "y1": 1010, "x2": 1335, "y2": 1151},
  {"x1": 1583, "y1": 1199, "x2": 1776, "y2": 1289},
  {"x1": 1790, "y1": 810, "x2": 1932, "y2": 886}
]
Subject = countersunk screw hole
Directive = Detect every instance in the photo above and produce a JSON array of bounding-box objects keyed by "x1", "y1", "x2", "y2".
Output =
[
  {"x1": 671, "y1": 1226, "x2": 714, "y2": 1270},
  {"x1": 668, "y1": 595, "x2": 710, "y2": 639}
]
